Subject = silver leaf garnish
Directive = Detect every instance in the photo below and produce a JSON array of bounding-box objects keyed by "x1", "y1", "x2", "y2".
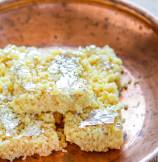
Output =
[
  {"x1": 80, "y1": 109, "x2": 118, "y2": 128},
  {"x1": 0, "y1": 106, "x2": 19, "y2": 136},
  {"x1": 24, "y1": 82, "x2": 36, "y2": 91},
  {"x1": 22, "y1": 122, "x2": 42, "y2": 137},
  {"x1": 48, "y1": 55, "x2": 87, "y2": 92},
  {"x1": 79, "y1": 104, "x2": 125, "y2": 128}
]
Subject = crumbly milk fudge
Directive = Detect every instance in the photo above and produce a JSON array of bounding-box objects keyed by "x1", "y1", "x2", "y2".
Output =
[
  {"x1": 64, "y1": 104, "x2": 124, "y2": 152},
  {"x1": 0, "y1": 45, "x2": 97, "y2": 114},
  {"x1": 0, "y1": 45, "x2": 123, "y2": 114},
  {"x1": 0, "y1": 105, "x2": 65, "y2": 161},
  {"x1": 0, "y1": 44, "x2": 125, "y2": 160}
]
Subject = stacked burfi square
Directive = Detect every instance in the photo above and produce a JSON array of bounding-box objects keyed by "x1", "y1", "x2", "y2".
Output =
[{"x1": 0, "y1": 45, "x2": 124, "y2": 160}]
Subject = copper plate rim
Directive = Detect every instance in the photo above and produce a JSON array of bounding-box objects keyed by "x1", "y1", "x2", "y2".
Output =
[
  {"x1": 0, "y1": 0, "x2": 158, "y2": 33},
  {"x1": 0, "y1": 0, "x2": 158, "y2": 162}
]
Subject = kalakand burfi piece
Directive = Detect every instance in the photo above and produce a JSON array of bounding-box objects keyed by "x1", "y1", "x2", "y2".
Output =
[
  {"x1": 64, "y1": 104, "x2": 124, "y2": 152},
  {"x1": 0, "y1": 45, "x2": 123, "y2": 114},
  {"x1": 0, "y1": 44, "x2": 125, "y2": 160},
  {"x1": 0, "y1": 105, "x2": 65, "y2": 161}
]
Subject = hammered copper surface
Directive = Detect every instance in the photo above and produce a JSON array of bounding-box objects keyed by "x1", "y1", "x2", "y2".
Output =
[{"x1": 0, "y1": 0, "x2": 158, "y2": 162}]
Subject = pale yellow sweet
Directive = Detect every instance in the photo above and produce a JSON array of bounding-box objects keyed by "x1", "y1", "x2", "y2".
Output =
[
  {"x1": 0, "y1": 44, "x2": 125, "y2": 160},
  {"x1": 64, "y1": 106, "x2": 123, "y2": 152},
  {"x1": 0, "y1": 45, "x2": 97, "y2": 114},
  {"x1": 0, "y1": 105, "x2": 65, "y2": 161},
  {"x1": 0, "y1": 45, "x2": 123, "y2": 114}
]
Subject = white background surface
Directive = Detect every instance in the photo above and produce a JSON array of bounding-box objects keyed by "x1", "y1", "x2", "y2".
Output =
[{"x1": 130, "y1": 0, "x2": 158, "y2": 17}]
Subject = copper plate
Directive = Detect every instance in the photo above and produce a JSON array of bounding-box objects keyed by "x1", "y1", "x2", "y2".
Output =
[{"x1": 0, "y1": 0, "x2": 158, "y2": 162}]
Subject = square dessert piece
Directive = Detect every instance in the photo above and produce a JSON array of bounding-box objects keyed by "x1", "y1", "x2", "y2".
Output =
[
  {"x1": 0, "y1": 45, "x2": 97, "y2": 114},
  {"x1": 0, "y1": 45, "x2": 123, "y2": 114},
  {"x1": 0, "y1": 44, "x2": 126, "y2": 160},
  {"x1": 0, "y1": 105, "x2": 65, "y2": 161},
  {"x1": 64, "y1": 104, "x2": 124, "y2": 152}
]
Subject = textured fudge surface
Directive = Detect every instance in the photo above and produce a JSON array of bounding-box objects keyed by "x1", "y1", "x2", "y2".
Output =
[
  {"x1": 0, "y1": 45, "x2": 124, "y2": 160},
  {"x1": 64, "y1": 104, "x2": 124, "y2": 152},
  {"x1": 0, "y1": 105, "x2": 64, "y2": 161},
  {"x1": 0, "y1": 45, "x2": 123, "y2": 114}
]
